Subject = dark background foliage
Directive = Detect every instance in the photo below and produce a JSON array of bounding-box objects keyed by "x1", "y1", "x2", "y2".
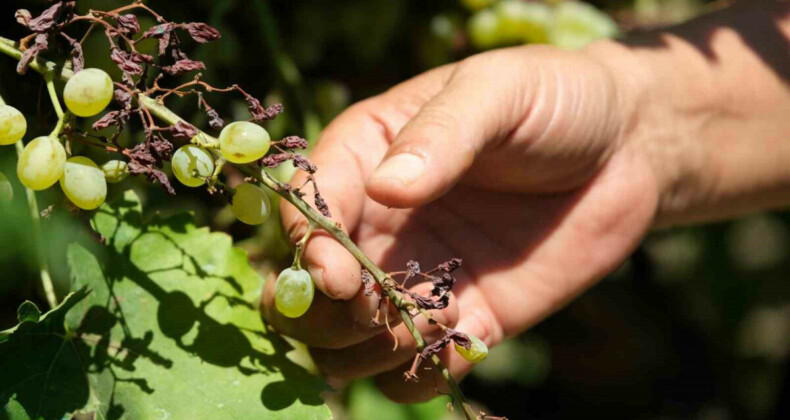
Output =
[{"x1": 2, "y1": 1, "x2": 789, "y2": 419}]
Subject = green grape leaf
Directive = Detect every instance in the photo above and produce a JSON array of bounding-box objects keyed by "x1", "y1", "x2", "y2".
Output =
[{"x1": 1, "y1": 191, "x2": 331, "y2": 420}]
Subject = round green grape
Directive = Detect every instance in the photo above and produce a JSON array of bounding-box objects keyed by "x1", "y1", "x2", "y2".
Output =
[
  {"x1": 274, "y1": 267, "x2": 314, "y2": 318},
  {"x1": 231, "y1": 183, "x2": 271, "y2": 225},
  {"x1": 455, "y1": 334, "x2": 489, "y2": 363},
  {"x1": 0, "y1": 172, "x2": 13, "y2": 202},
  {"x1": 495, "y1": 0, "x2": 554, "y2": 44},
  {"x1": 63, "y1": 68, "x2": 114, "y2": 117},
  {"x1": 0, "y1": 104, "x2": 27, "y2": 146},
  {"x1": 60, "y1": 156, "x2": 107, "y2": 210},
  {"x1": 459, "y1": 0, "x2": 496, "y2": 12},
  {"x1": 17, "y1": 136, "x2": 67, "y2": 191},
  {"x1": 467, "y1": 9, "x2": 501, "y2": 50},
  {"x1": 219, "y1": 121, "x2": 271, "y2": 164},
  {"x1": 171, "y1": 145, "x2": 214, "y2": 187},
  {"x1": 102, "y1": 160, "x2": 129, "y2": 184},
  {"x1": 549, "y1": 1, "x2": 619, "y2": 50}
]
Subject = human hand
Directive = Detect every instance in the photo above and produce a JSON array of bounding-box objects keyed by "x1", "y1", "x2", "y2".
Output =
[{"x1": 262, "y1": 43, "x2": 660, "y2": 402}]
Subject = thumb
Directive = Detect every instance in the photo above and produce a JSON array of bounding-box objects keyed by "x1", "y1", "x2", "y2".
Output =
[{"x1": 365, "y1": 52, "x2": 528, "y2": 208}]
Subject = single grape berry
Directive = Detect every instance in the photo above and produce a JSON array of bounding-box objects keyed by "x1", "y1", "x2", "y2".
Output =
[
  {"x1": 0, "y1": 104, "x2": 27, "y2": 146},
  {"x1": 171, "y1": 145, "x2": 214, "y2": 187},
  {"x1": 60, "y1": 156, "x2": 108, "y2": 210},
  {"x1": 495, "y1": 0, "x2": 554, "y2": 44},
  {"x1": 467, "y1": 9, "x2": 501, "y2": 49},
  {"x1": 0, "y1": 172, "x2": 13, "y2": 202},
  {"x1": 219, "y1": 121, "x2": 271, "y2": 164},
  {"x1": 549, "y1": 1, "x2": 618, "y2": 50},
  {"x1": 17, "y1": 136, "x2": 67, "y2": 191},
  {"x1": 274, "y1": 267, "x2": 314, "y2": 318},
  {"x1": 231, "y1": 183, "x2": 271, "y2": 225},
  {"x1": 63, "y1": 68, "x2": 114, "y2": 117},
  {"x1": 454, "y1": 334, "x2": 489, "y2": 363},
  {"x1": 102, "y1": 160, "x2": 129, "y2": 184},
  {"x1": 459, "y1": 0, "x2": 496, "y2": 12}
]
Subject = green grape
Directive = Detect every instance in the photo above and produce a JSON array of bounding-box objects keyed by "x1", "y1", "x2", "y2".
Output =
[
  {"x1": 17, "y1": 136, "x2": 67, "y2": 191},
  {"x1": 549, "y1": 1, "x2": 619, "y2": 50},
  {"x1": 454, "y1": 334, "x2": 489, "y2": 363},
  {"x1": 0, "y1": 104, "x2": 27, "y2": 146},
  {"x1": 231, "y1": 183, "x2": 271, "y2": 225},
  {"x1": 459, "y1": 0, "x2": 496, "y2": 12},
  {"x1": 495, "y1": 0, "x2": 554, "y2": 44},
  {"x1": 63, "y1": 68, "x2": 114, "y2": 117},
  {"x1": 171, "y1": 145, "x2": 214, "y2": 187},
  {"x1": 274, "y1": 267, "x2": 314, "y2": 318},
  {"x1": 102, "y1": 160, "x2": 129, "y2": 184},
  {"x1": 60, "y1": 156, "x2": 107, "y2": 210},
  {"x1": 0, "y1": 172, "x2": 12, "y2": 202},
  {"x1": 219, "y1": 121, "x2": 271, "y2": 164},
  {"x1": 467, "y1": 9, "x2": 501, "y2": 50}
]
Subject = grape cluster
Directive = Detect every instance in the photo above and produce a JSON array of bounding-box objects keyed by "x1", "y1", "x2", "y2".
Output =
[
  {"x1": 2, "y1": 67, "x2": 277, "y2": 222},
  {"x1": 464, "y1": 0, "x2": 619, "y2": 50}
]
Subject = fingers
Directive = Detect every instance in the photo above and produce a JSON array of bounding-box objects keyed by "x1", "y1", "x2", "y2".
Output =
[{"x1": 310, "y1": 283, "x2": 460, "y2": 381}]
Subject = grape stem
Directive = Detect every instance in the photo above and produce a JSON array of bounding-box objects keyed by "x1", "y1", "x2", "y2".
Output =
[
  {"x1": 0, "y1": 36, "x2": 478, "y2": 420},
  {"x1": 292, "y1": 222, "x2": 315, "y2": 270},
  {"x1": 0, "y1": 92, "x2": 59, "y2": 310}
]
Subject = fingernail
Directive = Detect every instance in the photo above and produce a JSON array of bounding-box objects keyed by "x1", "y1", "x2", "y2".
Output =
[{"x1": 370, "y1": 153, "x2": 425, "y2": 186}]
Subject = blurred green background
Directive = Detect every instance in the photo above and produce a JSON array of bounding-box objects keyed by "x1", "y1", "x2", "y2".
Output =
[{"x1": 2, "y1": 0, "x2": 789, "y2": 419}]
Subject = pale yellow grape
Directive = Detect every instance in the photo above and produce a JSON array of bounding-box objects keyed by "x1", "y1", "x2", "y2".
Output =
[
  {"x1": 549, "y1": 1, "x2": 619, "y2": 50},
  {"x1": 231, "y1": 183, "x2": 271, "y2": 225},
  {"x1": 495, "y1": 0, "x2": 554, "y2": 44},
  {"x1": 454, "y1": 334, "x2": 489, "y2": 363},
  {"x1": 0, "y1": 105, "x2": 27, "y2": 146},
  {"x1": 274, "y1": 268, "x2": 314, "y2": 318},
  {"x1": 219, "y1": 121, "x2": 271, "y2": 164},
  {"x1": 467, "y1": 9, "x2": 501, "y2": 49},
  {"x1": 171, "y1": 145, "x2": 214, "y2": 187},
  {"x1": 459, "y1": 0, "x2": 496, "y2": 11},
  {"x1": 17, "y1": 136, "x2": 66, "y2": 191},
  {"x1": 102, "y1": 160, "x2": 129, "y2": 184},
  {"x1": 0, "y1": 172, "x2": 12, "y2": 202},
  {"x1": 60, "y1": 156, "x2": 107, "y2": 210},
  {"x1": 63, "y1": 68, "x2": 114, "y2": 117}
]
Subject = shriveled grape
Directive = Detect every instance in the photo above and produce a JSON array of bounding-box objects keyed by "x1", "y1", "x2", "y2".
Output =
[
  {"x1": 17, "y1": 136, "x2": 67, "y2": 191},
  {"x1": 0, "y1": 104, "x2": 27, "y2": 146},
  {"x1": 60, "y1": 156, "x2": 107, "y2": 210},
  {"x1": 231, "y1": 183, "x2": 271, "y2": 225},
  {"x1": 171, "y1": 145, "x2": 214, "y2": 187},
  {"x1": 63, "y1": 68, "x2": 114, "y2": 117},
  {"x1": 455, "y1": 334, "x2": 489, "y2": 363},
  {"x1": 274, "y1": 268, "x2": 314, "y2": 318},
  {"x1": 219, "y1": 121, "x2": 271, "y2": 164}
]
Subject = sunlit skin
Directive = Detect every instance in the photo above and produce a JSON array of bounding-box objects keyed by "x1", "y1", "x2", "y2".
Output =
[{"x1": 262, "y1": 1, "x2": 790, "y2": 403}]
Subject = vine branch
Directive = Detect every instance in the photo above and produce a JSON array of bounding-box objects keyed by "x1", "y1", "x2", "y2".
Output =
[{"x1": 0, "y1": 36, "x2": 477, "y2": 419}]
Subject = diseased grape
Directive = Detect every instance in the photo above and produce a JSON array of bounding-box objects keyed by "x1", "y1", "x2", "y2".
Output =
[{"x1": 454, "y1": 334, "x2": 489, "y2": 363}]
